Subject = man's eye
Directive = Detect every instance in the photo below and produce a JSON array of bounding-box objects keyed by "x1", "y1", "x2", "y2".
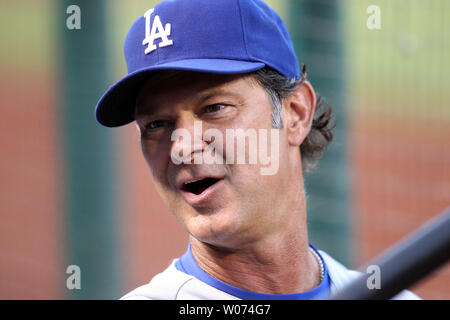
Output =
[
  {"x1": 146, "y1": 120, "x2": 170, "y2": 129},
  {"x1": 203, "y1": 104, "x2": 226, "y2": 114}
]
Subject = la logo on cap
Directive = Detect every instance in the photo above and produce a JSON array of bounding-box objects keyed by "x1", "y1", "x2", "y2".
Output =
[{"x1": 142, "y1": 8, "x2": 174, "y2": 54}]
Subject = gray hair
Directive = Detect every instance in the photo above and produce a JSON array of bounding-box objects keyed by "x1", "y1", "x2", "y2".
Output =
[{"x1": 252, "y1": 66, "x2": 334, "y2": 172}]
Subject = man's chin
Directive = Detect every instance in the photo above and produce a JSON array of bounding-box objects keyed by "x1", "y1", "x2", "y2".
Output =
[{"x1": 186, "y1": 213, "x2": 251, "y2": 249}]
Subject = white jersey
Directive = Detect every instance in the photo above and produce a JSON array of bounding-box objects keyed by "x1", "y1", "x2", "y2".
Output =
[{"x1": 121, "y1": 249, "x2": 420, "y2": 300}]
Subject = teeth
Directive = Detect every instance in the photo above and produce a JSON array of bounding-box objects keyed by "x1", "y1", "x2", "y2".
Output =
[{"x1": 185, "y1": 178, "x2": 202, "y2": 185}]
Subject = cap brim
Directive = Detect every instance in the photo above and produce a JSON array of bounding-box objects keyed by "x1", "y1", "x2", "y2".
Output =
[{"x1": 95, "y1": 59, "x2": 265, "y2": 127}]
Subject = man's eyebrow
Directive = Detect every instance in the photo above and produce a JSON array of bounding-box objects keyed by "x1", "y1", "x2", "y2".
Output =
[
  {"x1": 135, "y1": 101, "x2": 162, "y2": 117},
  {"x1": 135, "y1": 87, "x2": 243, "y2": 117},
  {"x1": 135, "y1": 92, "x2": 164, "y2": 117},
  {"x1": 134, "y1": 101, "x2": 161, "y2": 117},
  {"x1": 195, "y1": 88, "x2": 243, "y2": 104}
]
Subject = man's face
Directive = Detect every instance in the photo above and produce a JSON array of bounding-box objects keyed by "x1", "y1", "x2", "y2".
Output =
[{"x1": 135, "y1": 71, "x2": 294, "y2": 249}]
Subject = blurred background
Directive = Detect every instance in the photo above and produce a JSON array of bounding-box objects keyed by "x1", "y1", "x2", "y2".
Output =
[{"x1": 0, "y1": 0, "x2": 448, "y2": 299}]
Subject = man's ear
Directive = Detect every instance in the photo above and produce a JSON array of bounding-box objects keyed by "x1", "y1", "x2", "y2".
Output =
[{"x1": 283, "y1": 81, "x2": 317, "y2": 147}]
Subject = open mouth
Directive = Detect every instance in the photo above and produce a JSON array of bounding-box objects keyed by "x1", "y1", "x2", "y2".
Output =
[{"x1": 181, "y1": 177, "x2": 222, "y2": 195}]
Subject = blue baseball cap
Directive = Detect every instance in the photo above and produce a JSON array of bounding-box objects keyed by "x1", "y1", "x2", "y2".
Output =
[{"x1": 95, "y1": 0, "x2": 300, "y2": 127}]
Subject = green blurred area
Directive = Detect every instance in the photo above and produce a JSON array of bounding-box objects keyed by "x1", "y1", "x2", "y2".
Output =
[
  {"x1": 0, "y1": 1, "x2": 56, "y2": 73},
  {"x1": 345, "y1": 0, "x2": 450, "y2": 118}
]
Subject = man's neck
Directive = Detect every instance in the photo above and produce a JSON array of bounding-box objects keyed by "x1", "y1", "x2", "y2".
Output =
[{"x1": 189, "y1": 202, "x2": 321, "y2": 295}]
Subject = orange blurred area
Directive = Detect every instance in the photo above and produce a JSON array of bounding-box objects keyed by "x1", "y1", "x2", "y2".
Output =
[{"x1": 351, "y1": 110, "x2": 450, "y2": 299}]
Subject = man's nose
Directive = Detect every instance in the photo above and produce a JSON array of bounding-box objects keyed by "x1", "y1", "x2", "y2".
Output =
[{"x1": 170, "y1": 114, "x2": 208, "y2": 164}]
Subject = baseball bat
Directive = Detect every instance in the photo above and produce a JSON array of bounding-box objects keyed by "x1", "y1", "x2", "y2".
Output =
[{"x1": 328, "y1": 206, "x2": 450, "y2": 299}]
